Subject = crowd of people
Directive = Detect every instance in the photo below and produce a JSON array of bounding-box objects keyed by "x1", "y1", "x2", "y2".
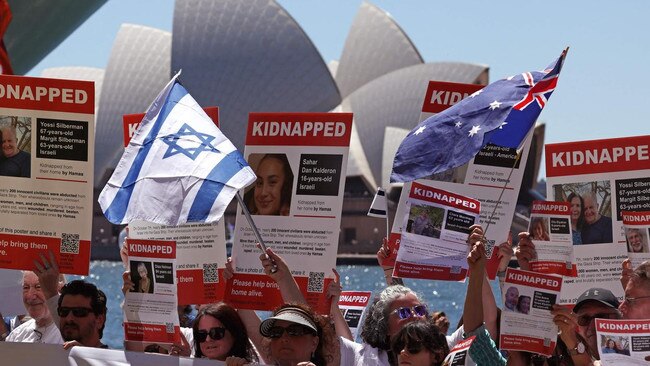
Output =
[{"x1": 1, "y1": 225, "x2": 650, "y2": 366}]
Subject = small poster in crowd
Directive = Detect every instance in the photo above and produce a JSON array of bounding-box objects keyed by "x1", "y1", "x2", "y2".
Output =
[
  {"x1": 123, "y1": 239, "x2": 181, "y2": 353},
  {"x1": 337, "y1": 290, "x2": 372, "y2": 340},
  {"x1": 499, "y1": 268, "x2": 563, "y2": 356},
  {"x1": 596, "y1": 318, "x2": 650, "y2": 365},
  {"x1": 394, "y1": 182, "x2": 480, "y2": 281},
  {"x1": 527, "y1": 200, "x2": 577, "y2": 276},
  {"x1": 442, "y1": 336, "x2": 475, "y2": 366}
]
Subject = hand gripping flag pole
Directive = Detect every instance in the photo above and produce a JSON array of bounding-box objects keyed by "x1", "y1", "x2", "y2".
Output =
[{"x1": 236, "y1": 192, "x2": 277, "y2": 273}]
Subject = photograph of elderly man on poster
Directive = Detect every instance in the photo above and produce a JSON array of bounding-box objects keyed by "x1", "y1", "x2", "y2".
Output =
[
  {"x1": 551, "y1": 180, "x2": 613, "y2": 244},
  {"x1": 625, "y1": 228, "x2": 649, "y2": 253},
  {"x1": 0, "y1": 116, "x2": 31, "y2": 178}
]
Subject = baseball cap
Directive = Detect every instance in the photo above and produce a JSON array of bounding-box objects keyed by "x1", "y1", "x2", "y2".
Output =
[
  {"x1": 260, "y1": 306, "x2": 318, "y2": 337},
  {"x1": 573, "y1": 288, "x2": 620, "y2": 312}
]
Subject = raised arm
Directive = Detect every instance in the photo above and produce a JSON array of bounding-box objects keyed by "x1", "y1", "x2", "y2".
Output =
[
  {"x1": 259, "y1": 246, "x2": 306, "y2": 304},
  {"x1": 328, "y1": 268, "x2": 353, "y2": 341},
  {"x1": 377, "y1": 237, "x2": 403, "y2": 286}
]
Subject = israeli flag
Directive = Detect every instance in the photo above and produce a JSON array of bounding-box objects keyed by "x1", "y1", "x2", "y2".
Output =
[{"x1": 99, "y1": 73, "x2": 256, "y2": 226}]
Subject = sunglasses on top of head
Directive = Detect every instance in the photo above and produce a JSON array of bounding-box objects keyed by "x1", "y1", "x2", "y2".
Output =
[
  {"x1": 195, "y1": 327, "x2": 227, "y2": 342},
  {"x1": 391, "y1": 304, "x2": 428, "y2": 320}
]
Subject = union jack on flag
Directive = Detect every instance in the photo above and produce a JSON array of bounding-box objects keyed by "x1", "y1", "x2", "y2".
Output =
[{"x1": 391, "y1": 48, "x2": 567, "y2": 183}]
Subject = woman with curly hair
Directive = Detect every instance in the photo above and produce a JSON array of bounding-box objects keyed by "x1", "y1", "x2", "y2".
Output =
[
  {"x1": 259, "y1": 303, "x2": 338, "y2": 366},
  {"x1": 359, "y1": 285, "x2": 429, "y2": 365},
  {"x1": 192, "y1": 303, "x2": 258, "y2": 364}
]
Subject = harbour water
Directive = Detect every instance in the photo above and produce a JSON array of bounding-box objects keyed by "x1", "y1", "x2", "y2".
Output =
[{"x1": 76, "y1": 261, "x2": 503, "y2": 349}]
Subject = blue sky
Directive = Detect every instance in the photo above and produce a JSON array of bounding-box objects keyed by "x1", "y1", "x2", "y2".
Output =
[{"x1": 26, "y1": 0, "x2": 650, "y2": 178}]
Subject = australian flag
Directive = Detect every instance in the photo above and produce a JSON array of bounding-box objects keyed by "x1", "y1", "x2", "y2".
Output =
[
  {"x1": 99, "y1": 72, "x2": 256, "y2": 226},
  {"x1": 391, "y1": 49, "x2": 567, "y2": 183}
]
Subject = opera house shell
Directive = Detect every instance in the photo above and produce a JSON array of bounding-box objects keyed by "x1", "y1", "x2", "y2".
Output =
[{"x1": 10, "y1": 0, "x2": 510, "y2": 255}]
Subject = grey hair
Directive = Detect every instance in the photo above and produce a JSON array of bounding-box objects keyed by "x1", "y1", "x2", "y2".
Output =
[{"x1": 360, "y1": 285, "x2": 423, "y2": 350}]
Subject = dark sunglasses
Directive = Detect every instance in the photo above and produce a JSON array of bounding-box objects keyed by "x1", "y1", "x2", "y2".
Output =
[
  {"x1": 195, "y1": 327, "x2": 226, "y2": 342},
  {"x1": 267, "y1": 324, "x2": 314, "y2": 339},
  {"x1": 391, "y1": 304, "x2": 428, "y2": 320},
  {"x1": 577, "y1": 312, "x2": 619, "y2": 326},
  {"x1": 395, "y1": 340, "x2": 425, "y2": 355},
  {"x1": 58, "y1": 307, "x2": 94, "y2": 318}
]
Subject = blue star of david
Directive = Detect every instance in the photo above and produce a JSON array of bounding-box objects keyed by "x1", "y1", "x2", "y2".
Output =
[{"x1": 161, "y1": 123, "x2": 218, "y2": 160}]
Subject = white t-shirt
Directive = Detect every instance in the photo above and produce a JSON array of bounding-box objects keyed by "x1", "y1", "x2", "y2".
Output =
[
  {"x1": 339, "y1": 337, "x2": 390, "y2": 366},
  {"x1": 6, "y1": 318, "x2": 63, "y2": 344}
]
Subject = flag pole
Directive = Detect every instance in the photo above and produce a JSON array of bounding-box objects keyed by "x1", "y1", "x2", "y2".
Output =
[
  {"x1": 383, "y1": 187, "x2": 390, "y2": 239},
  {"x1": 236, "y1": 192, "x2": 277, "y2": 273}
]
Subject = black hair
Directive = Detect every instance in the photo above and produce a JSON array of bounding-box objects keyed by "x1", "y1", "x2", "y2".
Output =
[{"x1": 58, "y1": 280, "x2": 107, "y2": 338}]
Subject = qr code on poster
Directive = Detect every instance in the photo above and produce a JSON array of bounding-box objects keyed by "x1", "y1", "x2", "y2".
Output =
[
  {"x1": 165, "y1": 322, "x2": 174, "y2": 333},
  {"x1": 307, "y1": 271, "x2": 324, "y2": 293},
  {"x1": 203, "y1": 263, "x2": 219, "y2": 284},
  {"x1": 61, "y1": 233, "x2": 80, "y2": 254}
]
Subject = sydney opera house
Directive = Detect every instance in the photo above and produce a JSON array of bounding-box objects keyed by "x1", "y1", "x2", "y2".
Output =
[{"x1": 4, "y1": 0, "x2": 543, "y2": 259}]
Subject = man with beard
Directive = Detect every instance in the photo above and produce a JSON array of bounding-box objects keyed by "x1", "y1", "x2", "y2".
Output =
[
  {"x1": 56, "y1": 280, "x2": 108, "y2": 349},
  {"x1": 33, "y1": 252, "x2": 108, "y2": 349},
  {"x1": 5, "y1": 271, "x2": 64, "y2": 344}
]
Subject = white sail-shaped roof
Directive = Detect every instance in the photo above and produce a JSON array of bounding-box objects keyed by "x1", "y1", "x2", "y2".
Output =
[
  {"x1": 171, "y1": 0, "x2": 341, "y2": 149},
  {"x1": 93, "y1": 24, "x2": 171, "y2": 185},
  {"x1": 342, "y1": 62, "x2": 488, "y2": 185},
  {"x1": 335, "y1": 1, "x2": 423, "y2": 99}
]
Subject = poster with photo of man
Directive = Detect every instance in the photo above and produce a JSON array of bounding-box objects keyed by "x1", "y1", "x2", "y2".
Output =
[
  {"x1": 0, "y1": 116, "x2": 31, "y2": 178},
  {"x1": 545, "y1": 135, "x2": 650, "y2": 304}
]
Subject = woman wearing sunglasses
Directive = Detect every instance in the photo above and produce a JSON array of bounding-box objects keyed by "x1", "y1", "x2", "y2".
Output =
[
  {"x1": 258, "y1": 303, "x2": 336, "y2": 366},
  {"x1": 192, "y1": 303, "x2": 258, "y2": 364},
  {"x1": 390, "y1": 320, "x2": 449, "y2": 366}
]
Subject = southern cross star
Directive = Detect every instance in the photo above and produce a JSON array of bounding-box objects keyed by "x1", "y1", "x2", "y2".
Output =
[
  {"x1": 489, "y1": 100, "x2": 502, "y2": 110},
  {"x1": 414, "y1": 125, "x2": 426, "y2": 135},
  {"x1": 162, "y1": 123, "x2": 217, "y2": 160},
  {"x1": 455, "y1": 121, "x2": 462, "y2": 128},
  {"x1": 468, "y1": 125, "x2": 481, "y2": 137},
  {"x1": 470, "y1": 89, "x2": 482, "y2": 98}
]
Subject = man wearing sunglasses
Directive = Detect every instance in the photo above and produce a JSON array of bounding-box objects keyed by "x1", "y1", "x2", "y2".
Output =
[
  {"x1": 552, "y1": 287, "x2": 621, "y2": 362},
  {"x1": 56, "y1": 280, "x2": 108, "y2": 349},
  {"x1": 34, "y1": 252, "x2": 109, "y2": 349}
]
